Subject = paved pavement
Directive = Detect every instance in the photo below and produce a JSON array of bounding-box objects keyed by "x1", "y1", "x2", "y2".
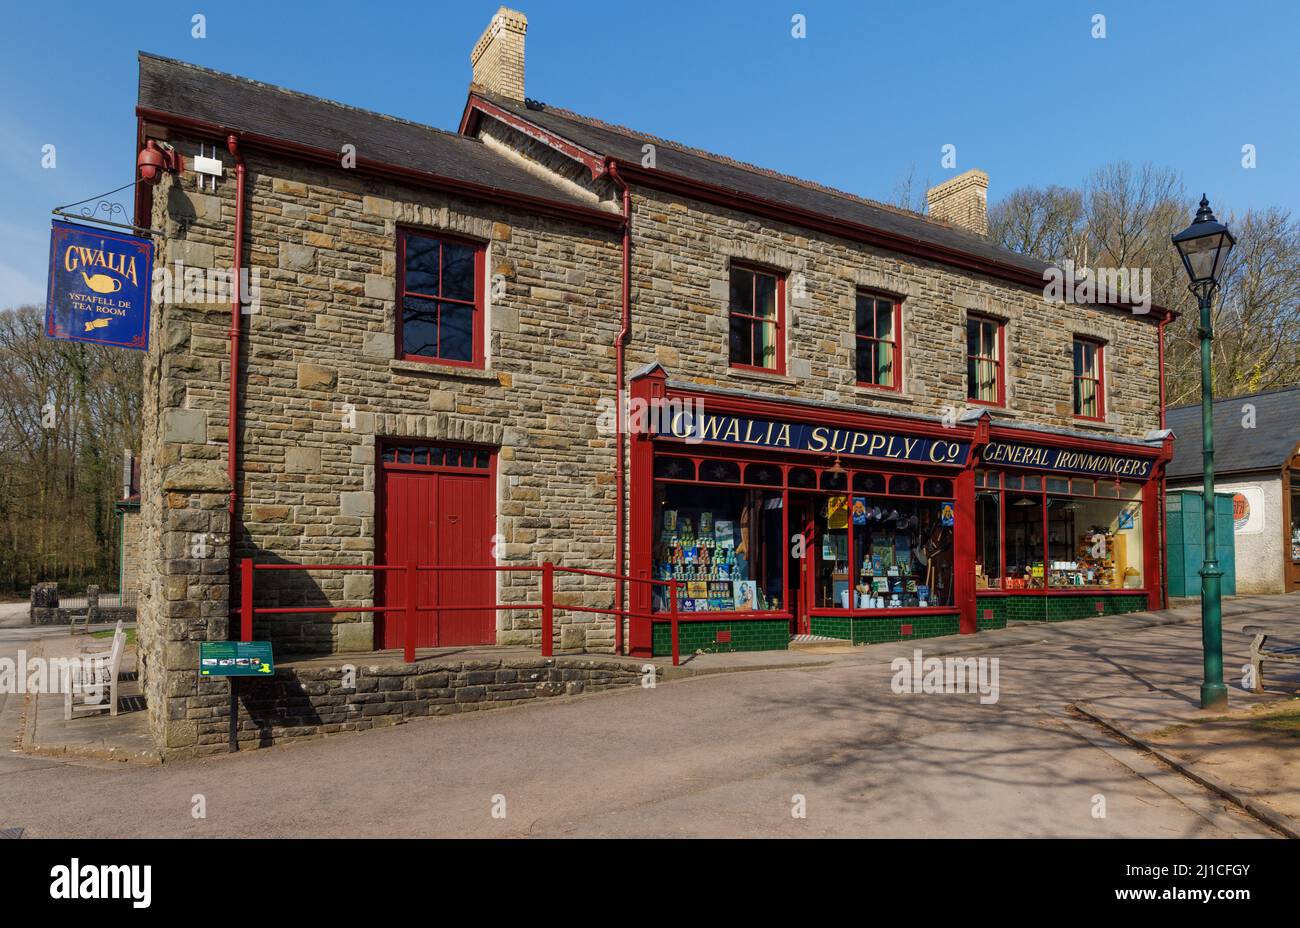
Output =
[
  {"x1": 1, "y1": 594, "x2": 1296, "y2": 837},
  {"x1": 0, "y1": 602, "x2": 30, "y2": 628}
]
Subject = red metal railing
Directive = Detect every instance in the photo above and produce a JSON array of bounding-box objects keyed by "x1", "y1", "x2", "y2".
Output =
[{"x1": 236, "y1": 559, "x2": 681, "y2": 665}]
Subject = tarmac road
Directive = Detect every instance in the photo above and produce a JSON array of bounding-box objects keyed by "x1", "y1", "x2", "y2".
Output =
[{"x1": 1, "y1": 599, "x2": 1295, "y2": 838}]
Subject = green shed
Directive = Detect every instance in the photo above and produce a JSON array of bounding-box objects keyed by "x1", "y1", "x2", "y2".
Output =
[{"x1": 1165, "y1": 491, "x2": 1237, "y2": 598}]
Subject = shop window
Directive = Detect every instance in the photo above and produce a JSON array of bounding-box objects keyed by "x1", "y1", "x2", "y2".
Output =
[
  {"x1": 853, "y1": 472, "x2": 886, "y2": 493},
  {"x1": 820, "y1": 469, "x2": 848, "y2": 491},
  {"x1": 699, "y1": 460, "x2": 741, "y2": 483},
  {"x1": 1004, "y1": 474, "x2": 1023, "y2": 490},
  {"x1": 789, "y1": 467, "x2": 816, "y2": 488},
  {"x1": 855, "y1": 291, "x2": 900, "y2": 389},
  {"x1": 654, "y1": 456, "x2": 695, "y2": 480},
  {"x1": 924, "y1": 477, "x2": 953, "y2": 498},
  {"x1": 397, "y1": 230, "x2": 484, "y2": 367},
  {"x1": 976, "y1": 490, "x2": 1002, "y2": 589},
  {"x1": 890, "y1": 475, "x2": 920, "y2": 496},
  {"x1": 1046, "y1": 477, "x2": 1070, "y2": 494},
  {"x1": 728, "y1": 265, "x2": 784, "y2": 373},
  {"x1": 966, "y1": 315, "x2": 1004, "y2": 405},
  {"x1": 1023, "y1": 475, "x2": 1042, "y2": 491},
  {"x1": 653, "y1": 484, "x2": 783, "y2": 613},
  {"x1": 1047, "y1": 496, "x2": 1143, "y2": 589},
  {"x1": 744, "y1": 463, "x2": 782, "y2": 486},
  {"x1": 848, "y1": 495, "x2": 954, "y2": 609},
  {"x1": 1005, "y1": 493, "x2": 1044, "y2": 589},
  {"x1": 1071, "y1": 478, "x2": 1096, "y2": 496},
  {"x1": 816, "y1": 495, "x2": 850, "y2": 609},
  {"x1": 1073, "y1": 338, "x2": 1105, "y2": 419}
]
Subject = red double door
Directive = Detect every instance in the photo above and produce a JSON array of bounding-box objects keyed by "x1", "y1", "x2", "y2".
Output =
[{"x1": 379, "y1": 444, "x2": 496, "y2": 648}]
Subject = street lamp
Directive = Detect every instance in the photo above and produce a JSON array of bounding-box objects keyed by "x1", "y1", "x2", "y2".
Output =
[{"x1": 1172, "y1": 195, "x2": 1236, "y2": 710}]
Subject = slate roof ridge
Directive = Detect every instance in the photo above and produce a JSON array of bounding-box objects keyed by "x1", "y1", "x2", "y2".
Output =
[
  {"x1": 500, "y1": 94, "x2": 954, "y2": 232},
  {"x1": 138, "y1": 51, "x2": 477, "y2": 147}
]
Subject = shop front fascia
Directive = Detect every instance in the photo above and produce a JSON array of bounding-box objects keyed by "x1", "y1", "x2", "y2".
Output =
[
  {"x1": 971, "y1": 427, "x2": 1173, "y2": 627},
  {"x1": 628, "y1": 365, "x2": 991, "y2": 656}
]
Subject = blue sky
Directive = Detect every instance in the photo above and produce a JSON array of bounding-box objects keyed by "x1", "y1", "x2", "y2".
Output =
[{"x1": 1, "y1": 0, "x2": 1296, "y2": 308}]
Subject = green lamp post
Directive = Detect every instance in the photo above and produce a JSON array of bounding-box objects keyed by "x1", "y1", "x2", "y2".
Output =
[{"x1": 1172, "y1": 195, "x2": 1236, "y2": 710}]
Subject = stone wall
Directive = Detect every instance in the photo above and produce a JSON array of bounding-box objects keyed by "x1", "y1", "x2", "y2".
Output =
[
  {"x1": 133, "y1": 461, "x2": 232, "y2": 753},
  {"x1": 619, "y1": 184, "x2": 1162, "y2": 440},
  {"x1": 143, "y1": 128, "x2": 625, "y2": 660},
  {"x1": 120, "y1": 505, "x2": 141, "y2": 599},
  {"x1": 201, "y1": 655, "x2": 650, "y2": 756}
]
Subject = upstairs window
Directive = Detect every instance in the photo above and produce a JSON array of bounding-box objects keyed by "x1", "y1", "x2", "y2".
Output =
[
  {"x1": 728, "y1": 265, "x2": 784, "y2": 373},
  {"x1": 966, "y1": 314, "x2": 1004, "y2": 405},
  {"x1": 1073, "y1": 338, "x2": 1105, "y2": 419},
  {"x1": 855, "y1": 291, "x2": 901, "y2": 389},
  {"x1": 397, "y1": 229, "x2": 485, "y2": 367}
]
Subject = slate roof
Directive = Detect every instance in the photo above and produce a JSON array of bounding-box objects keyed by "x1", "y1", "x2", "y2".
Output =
[
  {"x1": 470, "y1": 91, "x2": 1054, "y2": 278},
  {"x1": 136, "y1": 53, "x2": 600, "y2": 213},
  {"x1": 1166, "y1": 387, "x2": 1300, "y2": 479}
]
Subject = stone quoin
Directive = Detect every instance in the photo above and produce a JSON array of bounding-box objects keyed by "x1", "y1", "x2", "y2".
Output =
[{"x1": 130, "y1": 6, "x2": 1174, "y2": 756}]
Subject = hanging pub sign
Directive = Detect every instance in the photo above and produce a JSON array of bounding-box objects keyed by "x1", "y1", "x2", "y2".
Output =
[
  {"x1": 659, "y1": 410, "x2": 971, "y2": 466},
  {"x1": 982, "y1": 439, "x2": 1154, "y2": 479},
  {"x1": 45, "y1": 220, "x2": 153, "y2": 350}
]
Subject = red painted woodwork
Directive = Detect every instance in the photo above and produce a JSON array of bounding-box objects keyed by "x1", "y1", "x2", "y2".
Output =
[
  {"x1": 379, "y1": 448, "x2": 496, "y2": 648},
  {"x1": 628, "y1": 366, "x2": 1167, "y2": 650}
]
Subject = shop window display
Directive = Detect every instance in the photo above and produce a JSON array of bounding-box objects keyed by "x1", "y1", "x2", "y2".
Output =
[
  {"x1": 1005, "y1": 492, "x2": 1045, "y2": 588},
  {"x1": 980, "y1": 473, "x2": 1145, "y2": 590},
  {"x1": 653, "y1": 484, "x2": 783, "y2": 613},
  {"x1": 976, "y1": 490, "x2": 1001, "y2": 588},
  {"x1": 846, "y1": 496, "x2": 954, "y2": 609},
  {"x1": 1046, "y1": 494, "x2": 1143, "y2": 589}
]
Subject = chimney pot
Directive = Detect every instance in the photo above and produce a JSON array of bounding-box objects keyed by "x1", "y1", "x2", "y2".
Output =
[
  {"x1": 926, "y1": 169, "x2": 990, "y2": 236},
  {"x1": 471, "y1": 7, "x2": 528, "y2": 102}
]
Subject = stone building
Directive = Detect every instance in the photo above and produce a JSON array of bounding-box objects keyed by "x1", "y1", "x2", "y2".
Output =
[{"x1": 130, "y1": 7, "x2": 1175, "y2": 753}]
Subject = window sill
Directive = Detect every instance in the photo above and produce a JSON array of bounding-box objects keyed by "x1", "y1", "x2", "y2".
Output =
[
  {"x1": 391, "y1": 359, "x2": 499, "y2": 382},
  {"x1": 854, "y1": 385, "x2": 914, "y2": 403},
  {"x1": 726, "y1": 367, "x2": 797, "y2": 386},
  {"x1": 1071, "y1": 418, "x2": 1117, "y2": 432}
]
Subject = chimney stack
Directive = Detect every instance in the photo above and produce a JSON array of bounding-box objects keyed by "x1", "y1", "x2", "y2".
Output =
[
  {"x1": 471, "y1": 7, "x2": 528, "y2": 102},
  {"x1": 926, "y1": 169, "x2": 989, "y2": 236}
]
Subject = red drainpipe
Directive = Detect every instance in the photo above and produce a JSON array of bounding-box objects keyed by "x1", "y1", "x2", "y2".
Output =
[
  {"x1": 227, "y1": 135, "x2": 246, "y2": 573},
  {"x1": 606, "y1": 159, "x2": 631, "y2": 655}
]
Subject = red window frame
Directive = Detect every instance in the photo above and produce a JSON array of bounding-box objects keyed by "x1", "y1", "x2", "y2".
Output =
[
  {"x1": 728, "y1": 264, "x2": 786, "y2": 375},
  {"x1": 1072, "y1": 337, "x2": 1105, "y2": 421},
  {"x1": 855, "y1": 290, "x2": 903, "y2": 391},
  {"x1": 395, "y1": 228, "x2": 486, "y2": 369},
  {"x1": 966, "y1": 314, "x2": 1005, "y2": 407}
]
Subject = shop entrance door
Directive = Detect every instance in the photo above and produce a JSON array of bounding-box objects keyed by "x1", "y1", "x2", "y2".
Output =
[
  {"x1": 379, "y1": 443, "x2": 496, "y2": 649},
  {"x1": 789, "y1": 495, "x2": 816, "y2": 636}
]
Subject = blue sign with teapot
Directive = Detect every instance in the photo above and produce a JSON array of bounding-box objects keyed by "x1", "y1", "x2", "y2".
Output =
[{"x1": 45, "y1": 220, "x2": 153, "y2": 351}]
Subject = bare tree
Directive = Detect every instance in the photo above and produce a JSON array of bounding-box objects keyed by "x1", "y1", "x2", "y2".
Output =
[
  {"x1": 889, "y1": 162, "x2": 932, "y2": 215},
  {"x1": 988, "y1": 161, "x2": 1299, "y2": 406},
  {"x1": 988, "y1": 185, "x2": 1084, "y2": 264},
  {"x1": 0, "y1": 305, "x2": 142, "y2": 594}
]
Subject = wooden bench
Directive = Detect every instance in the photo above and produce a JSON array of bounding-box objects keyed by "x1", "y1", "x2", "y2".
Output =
[
  {"x1": 63, "y1": 620, "x2": 125, "y2": 720},
  {"x1": 1242, "y1": 625, "x2": 1300, "y2": 693}
]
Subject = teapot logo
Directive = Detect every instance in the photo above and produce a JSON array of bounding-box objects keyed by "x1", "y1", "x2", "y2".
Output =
[{"x1": 81, "y1": 271, "x2": 122, "y2": 294}]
